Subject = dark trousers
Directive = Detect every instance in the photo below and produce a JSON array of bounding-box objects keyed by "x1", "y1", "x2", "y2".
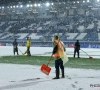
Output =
[
  {"x1": 55, "y1": 58, "x2": 64, "y2": 71},
  {"x1": 27, "y1": 47, "x2": 31, "y2": 56},
  {"x1": 13, "y1": 47, "x2": 18, "y2": 55},
  {"x1": 74, "y1": 49, "x2": 79, "y2": 58}
]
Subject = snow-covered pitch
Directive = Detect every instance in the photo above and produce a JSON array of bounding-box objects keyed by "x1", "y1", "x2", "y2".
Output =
[
  {"x1": 1, "y1": 46, "x2": 100, "y2": 58},
  {"x1": 0, "y1": 46, "x2": 100, "y2": 90}
]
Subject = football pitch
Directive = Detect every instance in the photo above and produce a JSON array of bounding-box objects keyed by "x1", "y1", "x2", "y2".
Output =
[{"x1": 0, "y1": 56, "x2": 100, "y2": 69}]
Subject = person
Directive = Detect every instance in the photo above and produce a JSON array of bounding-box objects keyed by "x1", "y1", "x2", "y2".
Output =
[
  {"x1": 52, "y1": 35, "x2": 65, "y2": 79},
  {"x1": 74, "y1": 40, "x2": 80, "y2": 58},
  {"x1": 23, "y1": 37, "x2": 31, "y2": 56},
  {"x1": 13, "y1": 39, "x2": 19, "y2": 55}
]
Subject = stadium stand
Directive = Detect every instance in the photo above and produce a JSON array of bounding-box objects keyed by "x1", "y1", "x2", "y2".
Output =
[{"x1": 0, "y1": 1, "x2": 100, "y2": 47}]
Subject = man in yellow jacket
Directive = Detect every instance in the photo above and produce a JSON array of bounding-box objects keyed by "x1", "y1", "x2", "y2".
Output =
[
  {"x1": 52, "y1": 35, "x2": 65, "y2": 79},
  {"x1": 23, "y1": 37, "x2": 31, "y2": 56}
]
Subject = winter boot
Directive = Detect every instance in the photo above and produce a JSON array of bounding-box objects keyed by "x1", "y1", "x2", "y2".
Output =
[
  {"x1": 17, "y1": 52, "x2": 19, "y2": 55},
  {"x1": 53, "y1": 70, "x2": 59, "y2": 79},
  {"x1": 27, "y1": 51, "x2": 31, "y2": 56},
  {"x1": 61, "y1": 69, "x2": 65, "y2": 78}
]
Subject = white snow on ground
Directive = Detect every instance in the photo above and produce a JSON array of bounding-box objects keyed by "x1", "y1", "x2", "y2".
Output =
[
  {"x1": 0, "y1": 46, "x2": 100, "y2": 90},
  {"x1": 0, "y1": 64, "x2": 100, "y2": 90},
  {"x1": 1, "y1": 46, "x2": 100, "y2": 58}
]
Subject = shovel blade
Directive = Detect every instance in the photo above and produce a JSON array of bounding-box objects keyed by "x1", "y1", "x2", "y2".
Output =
[
  {"x1": 89, "y1": 56, "x2": 93, "y2": 59},
  {"x1": 40, "y1": 64, "x2": 51, "y2": 75}
]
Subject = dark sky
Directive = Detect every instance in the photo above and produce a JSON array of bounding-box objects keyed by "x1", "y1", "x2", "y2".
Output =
[
  {"x1": 0, "y1": 0, "x2": 77, "y2": 5},
  {"x1": 0, "y1": 0, "x2": 79, "y2": 5},
  {"x1": 0, "y1": 0, "x2": 32, "y2": 5}
]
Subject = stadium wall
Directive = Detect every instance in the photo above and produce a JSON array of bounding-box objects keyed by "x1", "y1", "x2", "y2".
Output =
[{"x1": 0, "y1": 42, "x2": 100, "y2": 48}]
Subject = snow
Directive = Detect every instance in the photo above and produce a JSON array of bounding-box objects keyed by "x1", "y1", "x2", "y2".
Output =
[
  {"x1": 0, "y1": 64, "x2": 100, "y2": 90},
  {"x1": 1, "y1": 46, "x2": 100, "y2": 58},
  {"x1": 0, "y1": 46, "x2": 100, "y2": 90}
]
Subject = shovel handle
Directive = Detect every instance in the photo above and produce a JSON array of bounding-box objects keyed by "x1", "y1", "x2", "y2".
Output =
[
  {"x1": 18, "y1": 48, "x2": 23, "y2": 54},
  {"x1": 47, "y1": 54, "x2": 53, "y2": 66},
  {"x1": 80, "y1": 49, "x2": 89, "y2": 56}
]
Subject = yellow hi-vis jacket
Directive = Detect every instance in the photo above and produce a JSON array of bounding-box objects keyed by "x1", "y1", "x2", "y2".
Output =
[{"x1": 26, "y1": 38, "x2": 31, "y2": 47}]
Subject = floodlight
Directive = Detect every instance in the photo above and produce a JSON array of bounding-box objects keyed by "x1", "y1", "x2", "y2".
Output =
[
  {"x1": 97, "y1": 0, "x2": 99, "y2": 2},
  {"x1": 34, "y1": 4, "x2": 37, "y2": 7},
  {"x1": 87, "y1": 0, "x2": 89, "y2": 2},
  {"x1": 10, "y1": 6, "x2": 12, "y2": 8},
  {"x1": 20, "y1": 5, "x2": 23, "y2": 8},
  {"x1": 27, "y1": 4, "x2": 30, "y2": 7},
  {"x1": 2, "y1": 6, "x2": 4, "y2": 9},
  {"x1": 83, "y1": 1, "x2": 85, "y2": 3},
  {"x1": 13, "y1": 6, "x2": 15, "y2": 8},
  {"x1": 51, "y1": 3, "x2": 54, "y2": 5},
  {"x1": 46, "y1": 2, "x2": 50, "y2": 6},
  {"x1": 38, "y1": 4, "x2": 41, "y2": 7},
  {"x1": 30, "y1": 4, "x2": 33, "y2": 7},
  {"x1": 16, "y1": 5, "x2": 19, "y2": 8},
  {"x1": 77, "y1": 1, "x2": 79, "y2": 3}
]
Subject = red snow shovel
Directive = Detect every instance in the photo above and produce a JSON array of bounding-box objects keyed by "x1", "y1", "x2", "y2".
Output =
[
  {"x1": 80, "y1": 49, "x2": 93, "y2": 59},
  {"x1": 40, "y1": 54, "x2": 53, "y2": 75}
]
